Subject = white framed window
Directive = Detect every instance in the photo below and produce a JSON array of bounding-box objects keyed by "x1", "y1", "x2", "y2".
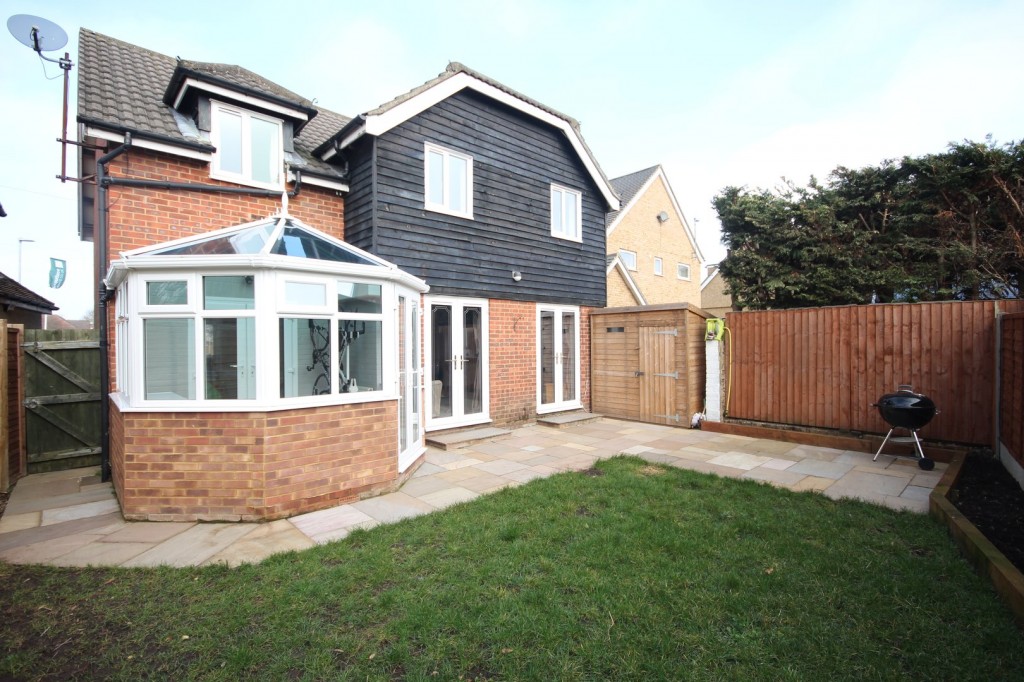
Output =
[
  {"x1": 677, "y1": 263, "x2": 692, "y2": 281},
  {"x1": 654, "y1": 257, "x2": 663, "y2": 276},
  {"x1": 551, "y1": 184, "x2": 582, "y2": 242},
  {"x1": 210, "y1": 101, "x2": 283, "y2": 190},
  {"x1": 619, "y1": 250, "x2": 637, "y2": 271},
  {"x1": 120, "y1": 271, "x2": 395, "y2": 409},
  {"x1": 424, "y1": 142, "x2": 473, "y2": 218}
]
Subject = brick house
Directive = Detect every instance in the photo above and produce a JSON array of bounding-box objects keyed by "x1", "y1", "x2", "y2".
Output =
[
  {"x1": 77, "y1": 29, "x2": 617, "y2": 521},
  {"x1": 605, "y1": 165, "x2": 704, "y2": 307}
]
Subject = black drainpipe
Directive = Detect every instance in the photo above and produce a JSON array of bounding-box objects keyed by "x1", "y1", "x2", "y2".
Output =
[{"x1": 95, "y1": 137, "x2": 303, "y2": 482}]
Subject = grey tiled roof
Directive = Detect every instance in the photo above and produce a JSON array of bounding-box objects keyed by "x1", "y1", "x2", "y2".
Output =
[
  {"x1": 606, "y1": 165, "x2": 660, "y2": 228},
  {"x1": 0, "y1": 271, "x2": 57, "y2": 312},
  {"x1": 367, "y1": 62, "x2": 582, "y2": 129},
  {"x1": 77, "y1": 29, "x2": 349, "y2": 178},
  {"x1": 329, "y1": 61, "x2": 618, "y2": 207}
]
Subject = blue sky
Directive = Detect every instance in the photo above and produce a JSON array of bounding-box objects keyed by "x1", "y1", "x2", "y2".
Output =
[{"x1": 2, "y1": 0, "x2": 1022, "y2": 317}]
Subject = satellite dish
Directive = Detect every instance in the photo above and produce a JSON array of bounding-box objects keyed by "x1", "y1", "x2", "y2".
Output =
[{"x1": 7, "y1": 14, "x2": 68, "y2": 53}]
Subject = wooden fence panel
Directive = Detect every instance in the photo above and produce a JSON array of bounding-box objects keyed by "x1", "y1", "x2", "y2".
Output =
[
  {"x1": 725, "y1": 300, "x2": 1024, "y2": 446},
  {"x1": 3, "y1": 323, "x2": 26, "y2": 490},
  {"x1": 1000, "y1": 312, "x2": 1024, "y2": 467},
  {"x1": 22, "y1": 329, "x2": 101, "y2": 472}
]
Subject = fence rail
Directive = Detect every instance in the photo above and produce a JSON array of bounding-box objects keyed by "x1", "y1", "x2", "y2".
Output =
[{"x1": 725, "y1": 300, "x2": 1024, "y2": 446}]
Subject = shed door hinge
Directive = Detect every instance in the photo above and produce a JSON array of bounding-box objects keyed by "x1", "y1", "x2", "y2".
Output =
[
  {"x1": 655, "y1": 329, "x2": 678, "y2": 336},
  {"x1": 655, "y1": 413, "x2": 681, "y2": 422},
  {"x1": 654, "y1": 371, "x2": 679, "y2": 379}
]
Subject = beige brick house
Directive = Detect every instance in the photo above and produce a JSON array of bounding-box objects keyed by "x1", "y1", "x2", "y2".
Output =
[
  {"x1": 606, "y1": 165, "x2": 704, "y2": 307},
  {"x1": 700, "y1": 264, "x2": 734, "y2": 318}
]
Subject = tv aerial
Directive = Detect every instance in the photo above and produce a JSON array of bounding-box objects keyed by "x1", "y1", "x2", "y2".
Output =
[{"x1": 7, "y1": 14, "x2": 83, "y2": 183}]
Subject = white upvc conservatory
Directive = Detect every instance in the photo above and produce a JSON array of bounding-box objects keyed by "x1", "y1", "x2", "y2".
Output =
[{"x1": 105, "y1": 213, "x2": 429, "y2": 475}]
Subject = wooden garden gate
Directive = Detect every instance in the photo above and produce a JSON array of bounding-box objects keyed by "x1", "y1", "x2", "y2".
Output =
[{"x1": 22, "y1": 329, "x2": 101, "y2": 473}]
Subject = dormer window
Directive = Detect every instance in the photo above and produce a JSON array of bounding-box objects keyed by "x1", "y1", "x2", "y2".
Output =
[{"x1": 210, "y1": 100, "x2": 283, "y2": 190}]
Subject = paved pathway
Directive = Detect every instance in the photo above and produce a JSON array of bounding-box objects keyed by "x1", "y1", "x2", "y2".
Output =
[{"x1": 0, "y1": 418, "x2": 945, "y2": 568}]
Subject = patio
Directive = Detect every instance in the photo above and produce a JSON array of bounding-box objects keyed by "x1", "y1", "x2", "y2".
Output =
[{"x1": 0, "y1": 418, "x2": 945, "y2": 568}]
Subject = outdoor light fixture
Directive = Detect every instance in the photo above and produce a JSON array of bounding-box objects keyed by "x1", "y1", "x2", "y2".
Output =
[
  {"x1": 511, "y1": 270, "x2": 522, "y2": 282},
  {"x1": 656, "y1": 211, "x2": 669, "y2": 223}
]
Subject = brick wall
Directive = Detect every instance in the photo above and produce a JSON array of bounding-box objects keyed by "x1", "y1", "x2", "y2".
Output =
[
  {"x1": 489, "y1": 299, "x2": 537, "y2": 425},
  {"x1": 607, "y1": 175, "x2": 702, "y2": 306},
  {"x1": 114, "y1": 401, "x2": 398, "y2": 521},
  {"x1": 486, "y1": 299, "x2": 594, "y2": 427},
  {"x1": 98, "y1": 147, "x2": 346, "y2": 394}
]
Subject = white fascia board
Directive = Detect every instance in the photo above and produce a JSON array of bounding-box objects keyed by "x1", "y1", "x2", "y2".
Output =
[
  {"x1": 349, "y1": 73, "x2": 619, "y2": 208},
  {"x1": 700, "y1": 268, "x2": 720, "y2": 292},
  {"x1": 290, "y1": 172, "x2": 349, "y2": 193},
  {"x1": 172, "y1": 78, "x2": 310, "y2": 121},
  {"x1": 85, "y1": 126, "x2": 212, "y2": 162},
  {"x1": 610, "y1": 259, "x2": 646, "y2": 305}
]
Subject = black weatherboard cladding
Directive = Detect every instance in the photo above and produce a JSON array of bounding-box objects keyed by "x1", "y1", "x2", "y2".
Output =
[{"x1": 345, "y1": 89, "x2": 607, "y2": 307}]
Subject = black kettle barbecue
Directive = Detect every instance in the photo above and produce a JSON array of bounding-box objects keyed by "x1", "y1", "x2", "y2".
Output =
[{"x1": 872, "y1": 385, "x2": 938, "y2": 470}]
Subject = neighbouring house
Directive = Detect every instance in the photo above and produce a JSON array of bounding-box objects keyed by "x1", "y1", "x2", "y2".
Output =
[
  {"x1": 76, "y1": 29, "x2": 617, "y2": 521},
  {"x1": 44, "y1": 314, "x2": 93, "y2": 330},
  {"x1": 700, "y1": 265, "x2": 734, "y2": 318},
  {"x1": 0, "y1": 271, "x2": 58, "y2": 329},
  {"x1": 605, "y1": 165, "x2": 704, "y2": 308}
]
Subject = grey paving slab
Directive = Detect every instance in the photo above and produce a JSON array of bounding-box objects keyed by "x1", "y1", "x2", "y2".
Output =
[
  {"x1": 100, "y1": 521, "x2": 195, "y2": 544},
  {"x1": 787, "y1": 459, "x2": 856, "y2": 480},
  {"x1": 899, "y1": 485, "x2": 932, "y2": 502},
  {"x1": 400, "y1": 475, "x2": 459, "y2": 498},
  {"x1": 290, "y1": 505, "x2": 376, "y2": 539},
  {"x1": 0, "y1": 532, "x2": 109, "y2": 565},
  {"x1": 458, "y1": 472, "x2": 516, "y2": 493},
  {"x1": 411, "y1": 462, "x2": 446, "y2": 477},
  {"x1": 708, "y1": 452, "x2": 772, "y2": 471},
  {"x1": 743, "y1": 467, "x2": 807, "y2": 486},
  {"x1": 5, "y1": 487, "x2": 117, "y2": 515},
  {"x1": 0, "y1": 512, "x2": 124, "y2": 554},
  {"x1": 352, "y1": 492, "x2": 436, "y2": 523},
  {"x1": 473, "y1": 459, "x2": 529, "y2": 476},
  {"x1": 52, "y1": 541, "x2": 154, "y2": 567},
  {"x1": 121, "y1": 523, "x2": 257, "y2": 568},
  {"x1": 418, "y1": 486, "x2": 479, "y2": 509},
  {"x1": 0, "y1": 511, "x2": 41, "y2": 534},
  {"x1": 826, "y1": 470, "x2": 909, "y2": 498},
  {"x1": 882, "y1": 495, "x2": 929, "y2": 513},
  {"x1": 204, "y1": 520, "x2": 315, "y2": 567},
  {"x1": 41, "y1": 498, "x2": 122, "y2": 526}
]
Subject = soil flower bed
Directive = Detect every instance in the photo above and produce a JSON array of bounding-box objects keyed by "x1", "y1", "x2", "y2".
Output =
[{"x1": 949, "y1": 453, "x2": 1024, "y2": 574}]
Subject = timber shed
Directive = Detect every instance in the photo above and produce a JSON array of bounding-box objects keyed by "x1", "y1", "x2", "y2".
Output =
[{"x1": 591, "y1": 303, "x2": 710, "y2": 426}]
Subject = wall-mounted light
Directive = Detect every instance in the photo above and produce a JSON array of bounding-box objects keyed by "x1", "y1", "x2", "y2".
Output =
[
  {"x1": 511, "y1": 270, "x2": 522, "y2": 282},
  {"x1": 656, "y1": 211, "x2": 669, "y2": 223}
]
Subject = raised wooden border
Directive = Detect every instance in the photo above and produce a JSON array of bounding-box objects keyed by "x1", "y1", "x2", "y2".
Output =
[{"x1": 930, "y1": 455, "x2": 1024, "y2": 628}]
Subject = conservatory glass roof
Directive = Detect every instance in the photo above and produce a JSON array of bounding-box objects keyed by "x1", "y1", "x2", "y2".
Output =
[{"x1": 152, "y1": 216, "x2": 377, "y2": 266}]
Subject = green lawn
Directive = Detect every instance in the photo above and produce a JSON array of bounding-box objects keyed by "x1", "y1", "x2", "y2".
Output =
[{"x1": 2, "y1": 456, "x2": 1021, "y2": 681}]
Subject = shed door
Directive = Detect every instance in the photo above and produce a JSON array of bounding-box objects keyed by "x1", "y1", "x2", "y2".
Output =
[{"x1": 639, "y1": 326, "x2": 677, "y2": 424}]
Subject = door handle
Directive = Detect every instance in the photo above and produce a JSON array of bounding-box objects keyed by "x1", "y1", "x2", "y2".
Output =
[{"x1": 634, "y1": 371, "x2": 644, "y2": 377}]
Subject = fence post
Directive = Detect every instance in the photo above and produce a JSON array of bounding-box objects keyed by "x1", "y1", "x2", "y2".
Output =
[{"x1": 1, "y1": 319, "x2": 7, "y2": 491}]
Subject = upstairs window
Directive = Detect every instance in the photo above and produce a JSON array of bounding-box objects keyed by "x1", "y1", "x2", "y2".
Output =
[
  {"x1": 677, "y1": 263, "x2": 692, "y2": 281},
  {"x1": 654, "y1": 257, "x2": 663, "y2": 276},
  {"x1": 551, "y1": 184, "x2": 582, "y2": 242},
  {"x1": 211, "y1": 101, "x2": 283, "y2": 190},
  {"x1": 424, "y1": 143, "x2": 473, "y2": 218},
  {"x1": 619, "y1": 250, "x2": 637, "y2": 271}
]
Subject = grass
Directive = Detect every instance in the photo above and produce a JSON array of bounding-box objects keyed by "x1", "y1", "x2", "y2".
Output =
[{"x1": 1, "y1": 456, "x2": 1022, "y2": 681}]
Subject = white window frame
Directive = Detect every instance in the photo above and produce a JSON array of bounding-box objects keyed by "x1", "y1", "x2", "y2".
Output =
[
  {"x1": 654, "y1": 257, "x2": 663, "y2": 276},
  {"x1": 619, "y1": 249, "x2": 637, "y2": 271},
  {"x1": 117, "y1": 269, "x2": 399, "y2": 411},
  {"x1": 210, "y1": 100, "x2": 284, "y2": 191},
  {"x1": 550, "y1": 184, "x2": 582, "y2": 242},
  {"x1": 677, "y1": 262, "x2": 692, "y2": 281},
  {"x1": 423, "y1": 142, "x2": 474, "y2": 219}
]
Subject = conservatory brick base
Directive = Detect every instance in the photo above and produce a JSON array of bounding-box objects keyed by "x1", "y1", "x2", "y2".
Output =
[{"x1": 109, "y1": 401, "x2": 401, "y2": 521}]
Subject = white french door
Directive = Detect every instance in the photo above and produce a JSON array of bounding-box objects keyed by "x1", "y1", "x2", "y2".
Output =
[
  {"x1": 397, "y1": 291, "x2": 424, "y2": 471},
  {"x1": 425, "y1": 296, "x2": 489, "y2": 430},
  {"x1": 537, "y1": 305, "x2": 581, "y2": 413}
]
